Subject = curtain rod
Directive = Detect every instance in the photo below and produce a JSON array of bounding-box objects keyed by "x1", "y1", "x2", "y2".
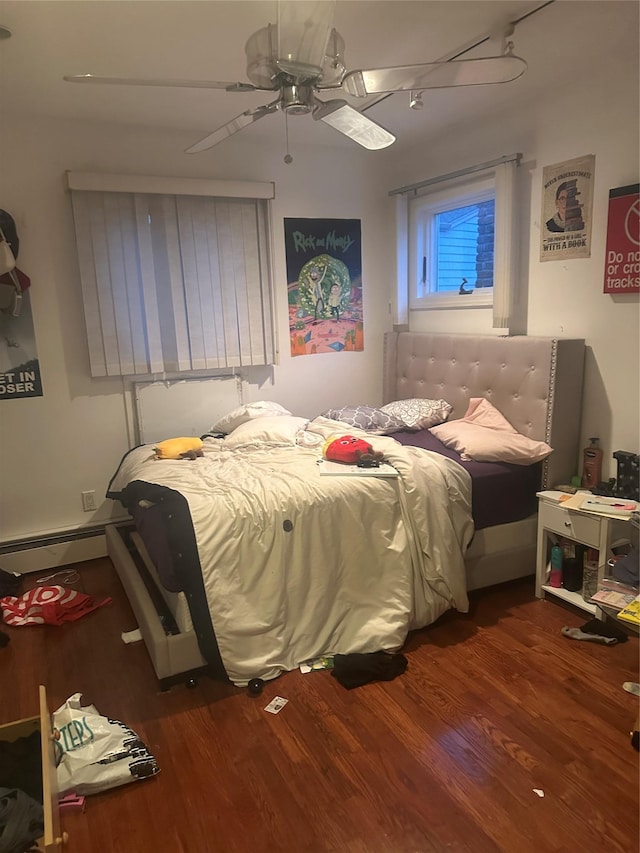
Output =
[{"x1": 388, "y1": 153, "x2": 522, "y2": 197}]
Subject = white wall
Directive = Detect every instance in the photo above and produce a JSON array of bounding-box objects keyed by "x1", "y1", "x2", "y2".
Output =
[
  {"x1": 0, "y1": 115, "x2": 394, "y2": 542},
  {"x1": 385, "y1": 45, "x2": 640, "y2": 482}
]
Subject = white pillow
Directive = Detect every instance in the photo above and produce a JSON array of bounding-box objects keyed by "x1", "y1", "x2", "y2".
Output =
[
  {"x1": 223, "y1": 415, "x2": 309, "y2": 448},
  {"x1": 380, "y1": 398, "x2": 453, "y2": 431},
  {"x1": 211, "y1": 401, "x2": 291, "y2": 434}
]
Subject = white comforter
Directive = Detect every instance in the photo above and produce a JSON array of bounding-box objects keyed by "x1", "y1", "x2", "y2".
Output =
[{"x1": 110, "y1": 416, "x2": 473, "y2": 685}]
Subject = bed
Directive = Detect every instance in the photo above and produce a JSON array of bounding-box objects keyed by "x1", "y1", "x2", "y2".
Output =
[{"x1": 105, "y1": 331, "x2": 585, "y2": 689}]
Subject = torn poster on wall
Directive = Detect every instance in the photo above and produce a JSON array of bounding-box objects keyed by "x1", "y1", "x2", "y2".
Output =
[
  {"x1": 284, "y1": 218, "x2": 363, "y2": 356},
  {"x1": 0, "y1": 210, "x2": 42, "y2": 399},
  {"x1": 539, "y1": 154, "x2": 595, "y2": 262}
]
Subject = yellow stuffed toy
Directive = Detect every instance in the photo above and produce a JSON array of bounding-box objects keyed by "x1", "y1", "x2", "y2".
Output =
[{"x1": 154, "y1": 437, "x2": 204, "y2": 460}]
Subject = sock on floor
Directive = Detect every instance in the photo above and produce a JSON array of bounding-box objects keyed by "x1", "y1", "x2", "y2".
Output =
[
  {"x1": 580, "y1": 618, "x2": 628, "y2": 643},
  {"x1": 561, "y1": 626, "x2": 618, "y2": 645}
]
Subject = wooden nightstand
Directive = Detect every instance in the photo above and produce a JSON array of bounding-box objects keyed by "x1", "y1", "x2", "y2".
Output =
[{"x1": 535, "y1": 491, "x2": 631, "y2": 614}]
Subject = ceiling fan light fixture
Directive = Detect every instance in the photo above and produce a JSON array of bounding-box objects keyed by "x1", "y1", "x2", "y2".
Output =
[
  {"x1": 246, "y1": 21, "x2": 345, "y2": 89},
  {"x1": 246, "y1": 23, "x2": 281, "y2": 89},
  {"x1": 277, "y1": 0, "x2": 335, "y2": 78},
  {"x1": 275, "y1": 58, "x2": 324, "y2": 82},
  {"x1": 313, "y1": 99, "x2": 395, "y2": 150},
  {"x1": 281, "y1": 83, "x2": 314, "y2": 115},
  {"x1": 320, "y1": 29, "x2": 347, "y2": 87}
]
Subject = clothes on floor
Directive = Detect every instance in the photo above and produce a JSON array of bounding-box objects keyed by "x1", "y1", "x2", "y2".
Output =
[
  {"x1": 561, "y1": 617, "x2": 628, "y2": 646},
  {"x1": 331, "y1": 651, "x2": 408, "y2": 689},
  {"x1": 0, "y1": 585, "x2": 111, "y2": 627},
  {"x1": 0, "y1": 787, "x2": 44, "y2": 853}
]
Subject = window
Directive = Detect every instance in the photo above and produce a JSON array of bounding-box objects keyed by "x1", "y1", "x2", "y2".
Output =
[
  {"x1": 67, "y1": 173, "x2": 276, "y2": 377},
  {"x1": 395, "y1": 157, "x2": 518, "y2": 328},
  {"x1": 410, "y1": 175, "x2": 496, "y2": 309}
]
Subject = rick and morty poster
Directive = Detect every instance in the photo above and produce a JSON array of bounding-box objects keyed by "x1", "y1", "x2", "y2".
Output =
[{"x1": 284, "y1": 218, "x2": 363, "y2": 357}]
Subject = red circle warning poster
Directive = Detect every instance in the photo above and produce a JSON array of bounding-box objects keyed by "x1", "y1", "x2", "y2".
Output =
[{"x1": 603, "y1": 183, "x2": 640, "y2": 294}]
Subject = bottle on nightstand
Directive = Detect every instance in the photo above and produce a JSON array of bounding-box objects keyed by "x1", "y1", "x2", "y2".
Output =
[
  {"x1": 550, "y1": 545, "x2": 563, "y2": 588},
  {"x1": 562, "y1": 541, "x2": 585, "y2": 591},
  {"x1": 582, "y1": 437, "x2": 603, "y2": 489}
]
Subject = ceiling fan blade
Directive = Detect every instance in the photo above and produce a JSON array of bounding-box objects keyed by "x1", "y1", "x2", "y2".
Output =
[
  {"x1": 185, "y1": 102, "x2": 280, "y2": 154},
  {"x1": 341, "y1": 55, "x2": 527, "y2": 97},
  {"x1": 63, "y1": 74, "x2": 262, "y2": 93},
  {"x1": 313, "y1": 98, "x2": 395, "y2": 150}
]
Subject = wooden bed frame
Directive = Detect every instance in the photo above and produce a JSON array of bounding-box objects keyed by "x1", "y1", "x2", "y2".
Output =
[{"x1": 106, "y1": 331, "x2": 586, "y2": 687}]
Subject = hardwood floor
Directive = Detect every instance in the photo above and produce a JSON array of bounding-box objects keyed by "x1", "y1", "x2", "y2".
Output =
[{"x1": 2, "y1": 558, "x2": 638, "y2": 853}]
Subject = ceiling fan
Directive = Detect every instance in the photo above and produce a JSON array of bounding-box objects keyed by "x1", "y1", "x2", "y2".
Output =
[{"x1": 63, "y1": 1, "x2": 527, "y2": 154}]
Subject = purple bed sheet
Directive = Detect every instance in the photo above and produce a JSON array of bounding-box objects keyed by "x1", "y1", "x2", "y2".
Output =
[{"x1": 391, "y1": 429, "x2": 541, "y2": 530}]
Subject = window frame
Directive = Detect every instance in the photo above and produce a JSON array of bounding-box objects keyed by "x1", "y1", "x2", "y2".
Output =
[{"x1": 409, "y1": 173, "x2": 496, "y2": 311}]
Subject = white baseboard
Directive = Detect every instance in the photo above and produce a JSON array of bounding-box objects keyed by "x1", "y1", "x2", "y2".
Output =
[{"x1": 1, "y1": 534, "x2": 107, "y2": 575}]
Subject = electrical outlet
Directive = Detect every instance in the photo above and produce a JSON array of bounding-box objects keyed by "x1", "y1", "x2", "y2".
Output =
[{"x1": 81, "y1": 490, "x2": 96, "y2": 512}]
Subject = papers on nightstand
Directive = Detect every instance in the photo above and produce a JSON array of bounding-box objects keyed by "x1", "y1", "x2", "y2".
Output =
[
  {"x1": 538, "y1": 490, "x2": 576, "y2": 504},
  {"x1": 561, "y1": 492, "x2": 638, "y2": 519},
  {"x1": 590, "y1": 587, "x2": 638, "y2": 610}
]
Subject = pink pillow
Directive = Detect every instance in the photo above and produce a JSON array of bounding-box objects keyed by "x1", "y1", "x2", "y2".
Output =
[{"x1": 430, "y1": 398, "x2": 553, "y2": 465}]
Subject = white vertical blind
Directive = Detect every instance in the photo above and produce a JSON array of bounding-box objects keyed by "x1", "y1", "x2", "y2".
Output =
[
  {"x1": 395, "y1": 193, "x2": 409, "y2": 326},
  {"x1": 134, "y1": 195, "x2": 164, "y2": 373},
  {"x1": 70, "y1": 189, "x2": 276, "y2": 376},
  {"x1": 493, "y1": 160, "x2": 517, "y2": 330}
]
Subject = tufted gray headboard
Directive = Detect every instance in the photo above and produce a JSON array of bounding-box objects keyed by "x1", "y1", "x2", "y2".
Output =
[{"x1": 383, "y1": 332, "x2": 586, "y2": 490}]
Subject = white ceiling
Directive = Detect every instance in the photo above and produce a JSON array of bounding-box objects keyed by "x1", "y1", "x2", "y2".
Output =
[{"x1": 0, "y1": 1, "x2": 638, "y2": 155}]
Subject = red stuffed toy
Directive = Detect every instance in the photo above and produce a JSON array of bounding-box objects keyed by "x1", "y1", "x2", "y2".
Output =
[{"x1": 322, "y1": 435, "x2": 384, "y2": 465}]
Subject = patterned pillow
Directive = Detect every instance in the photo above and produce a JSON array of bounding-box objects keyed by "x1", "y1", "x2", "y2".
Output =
[
  {"x1": 380, "y1": 398, "x2": 453, "y2": 431},
  {"x1": 320, "y1": 405, "x2": 405, "y2": 435}
]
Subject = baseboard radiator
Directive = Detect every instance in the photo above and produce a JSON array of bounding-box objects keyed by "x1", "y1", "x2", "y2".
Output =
[{"x1": 0, "y1": 526, "x2": 108, "y2": 574}]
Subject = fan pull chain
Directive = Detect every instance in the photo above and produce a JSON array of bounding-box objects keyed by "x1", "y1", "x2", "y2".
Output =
[{"x1": 284, "y1": 111, "x2": 293, "y2": 165}]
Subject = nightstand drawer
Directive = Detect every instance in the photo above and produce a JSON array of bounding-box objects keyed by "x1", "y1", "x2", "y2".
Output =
[{"x1": 538, "y1": 501, "x2": 602, "y2": 547}]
